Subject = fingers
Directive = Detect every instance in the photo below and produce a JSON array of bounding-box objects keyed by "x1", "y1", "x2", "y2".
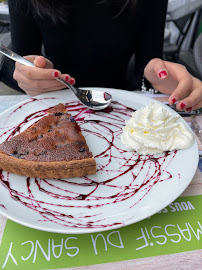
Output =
[
  {"x1": 174, "y1": 77, "x2": 202, "y2": 111},
  {"x1": 15, "y1": 72, "x2": 76, "y2": 96},
  {"x1": 191, "y1": 100, "x2": 202, "y2": 111},
  {"x1": 13, "y1": 55, "x2": 76, "y2": 96},
  {"x1": 144, "y1": 58, "x2": 168, "y2": 80},
  {"x1": 15, "y1": 62, "x2": 61, "y2": 80},
  {"x1": 149, "y1": 58, "x2": 168, "y2": 79},
  {"x1": 18, "y1": 84, "x2": 64, "y2": 97},
  {"x1": 144, "y1": 58, "x2": 175, "y2": 96},
  {"x1": 145, "y1": 59, "x2": 202, "y2": 110},
  {"x1": 33, "y1": 56, "x2": 47, "y2": 68},
  {"x1": 168, "y1": 76, "x2": 193, "y2": 106},
  {"x1": 18, "y1": 74, "x2": 76, "y2": 96},
  {"x1": 23, "y1": 55, "x2": 54, "y2": 69},
  {"x1": 15, "y1": 71, "x2": 64, "y2": 95},
  {"x1": 61, "y1": 74, "x2": 76, "y2": 85}
]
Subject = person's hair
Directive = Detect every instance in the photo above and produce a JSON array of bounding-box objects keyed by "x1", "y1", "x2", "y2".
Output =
[{"x1": 26, "y1": 0, "x2": 138, "y2": 23}]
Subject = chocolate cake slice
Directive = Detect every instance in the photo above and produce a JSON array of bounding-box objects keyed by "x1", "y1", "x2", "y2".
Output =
[{"x1": 0, "y1": 103, "x2": 96, "y2": 178}]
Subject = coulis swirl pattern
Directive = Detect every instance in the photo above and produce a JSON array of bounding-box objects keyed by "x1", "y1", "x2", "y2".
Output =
[{"x1": 0, "y1": 99, "x2": 177, "y2": 229}]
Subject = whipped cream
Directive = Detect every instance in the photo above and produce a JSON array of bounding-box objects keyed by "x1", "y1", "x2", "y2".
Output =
[{"x1": 121, "y1": 101, "x2": 194, "y2": 155}]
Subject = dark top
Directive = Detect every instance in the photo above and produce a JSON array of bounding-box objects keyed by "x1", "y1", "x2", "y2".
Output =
[{"x1": 2, "y1": 0, "x2": 168, "y2": 91}]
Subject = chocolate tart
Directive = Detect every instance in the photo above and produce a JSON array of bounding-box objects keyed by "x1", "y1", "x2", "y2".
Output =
[{"x1": 0, "y1": 103, "x2": 96, "y2": 178}]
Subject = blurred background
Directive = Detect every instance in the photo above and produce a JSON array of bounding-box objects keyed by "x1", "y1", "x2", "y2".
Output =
[{"x1": 0, "y1": 0, "x2": 201, "y2": 94}]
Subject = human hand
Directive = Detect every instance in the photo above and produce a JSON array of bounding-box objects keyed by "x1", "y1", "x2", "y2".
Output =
[
  {"x1": 144, "y1": 58, "x2": 202, "y2": 111},
  {"x1": 13, "y1": 55, "x2": 75, "y2": 96}
]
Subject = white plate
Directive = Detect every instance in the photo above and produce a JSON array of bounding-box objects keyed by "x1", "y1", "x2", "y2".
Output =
[{"x1": 0, "y1": 89, "x2": 199, "y2": 234}]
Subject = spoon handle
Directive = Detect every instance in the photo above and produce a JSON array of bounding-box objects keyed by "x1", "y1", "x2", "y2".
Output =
[
  {"x1": 0, "y1": 43, "x2": 112, "y2": 110},
  {"x1": 0, "y1": 43, "x2": 35, "y2": 67},
  {"x1": 56, "y1": 77, "x2": 77, "y2": 95},
  {"x1": 0, "y1": 43, "x2": 75, "y2": 93}
]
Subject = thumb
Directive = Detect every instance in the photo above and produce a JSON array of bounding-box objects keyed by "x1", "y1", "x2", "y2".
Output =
[
  {"x1": 33, "y1": 56, "x2": 48, "y2": 68},
  {"x1": 144, "y1": 58, "x2": 168, "y2": 80},
  {"x1": 23, "y1": 55, "x2": 54, "y2": 69}
]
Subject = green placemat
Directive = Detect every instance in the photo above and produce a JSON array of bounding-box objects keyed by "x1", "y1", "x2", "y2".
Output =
[{"x1": 0, "y1": 195, "x2": 202, "y2": 270}]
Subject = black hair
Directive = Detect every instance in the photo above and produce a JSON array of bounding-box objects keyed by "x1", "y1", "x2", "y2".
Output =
[{"x1": 26, "y1": 0, "x2": 138, "y2": 23}]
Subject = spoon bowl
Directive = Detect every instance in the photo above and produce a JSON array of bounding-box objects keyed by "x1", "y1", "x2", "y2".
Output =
[
  {"x1": 0, "y1": 43, "x2": 112, "y2": 110},
  {"x1": 56, "y1": 77, "x2": 112, "y2": 110}
]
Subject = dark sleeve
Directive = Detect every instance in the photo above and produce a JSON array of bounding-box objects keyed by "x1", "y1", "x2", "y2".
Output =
[
  {"x1": 0, "y1": 0, "x2": 42, "y2": 90},
  {"x1": 8, "y1": 0, "x2": 42, "y2": 55},
  {"x1": 134, "y1": 0, "x2": 168, "y2": 88}
]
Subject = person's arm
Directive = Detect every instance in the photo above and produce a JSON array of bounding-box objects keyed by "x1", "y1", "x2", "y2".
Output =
[
  {"x1": 138, "y1": 0, "x2": 202, "y2": 110},
  {"x1": 134, "y1": 0, "x2": 168, "y2": 87},
  {"x1": 133, "y1": 1, "x2": 201, "y2": 110},
  {"x1": 1, "y1": 0, "x2": 42, "y2": 90},
  {"x1": 2, "y1": 0, "x2": 75, "y2": 96}
]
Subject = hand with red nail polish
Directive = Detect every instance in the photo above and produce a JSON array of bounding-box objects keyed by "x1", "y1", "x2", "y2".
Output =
[
  {"x1": 9, "y1": 1, "x2": 201, "y2": 110},
  {"x1": 13, "y1": 55, "x2": 76, "y2": 96},
  {"x1": 60, "y1": 74, "x2": 76, "y2": 85},
  {"x1": 144, "y1": 58, "x2": 202, "y2": 110}
]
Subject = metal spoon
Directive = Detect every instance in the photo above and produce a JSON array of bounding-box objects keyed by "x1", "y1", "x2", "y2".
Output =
[{"x1": 0, "y1": 43, "x2": 112, "y2": 110}]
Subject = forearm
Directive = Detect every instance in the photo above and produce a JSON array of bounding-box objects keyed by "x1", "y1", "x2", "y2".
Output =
[{"x1": 0, "y1": 58, "x2": 22, "y2": 91}]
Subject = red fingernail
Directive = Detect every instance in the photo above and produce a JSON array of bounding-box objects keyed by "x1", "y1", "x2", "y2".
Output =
[
  {"x1": 172, "y1": 98, "x2": 176, "y2": 104},
  {"x1": 180, "y1": 103, "x2": 186, "y2": 109},
  {"x1": 53, "y1": 71, "x2": 59, "y2": 78},
  {"x1": 65, "y1": 75, "x2": 70, "y2": 82},
  {"x1": 186, "y1": 107, "x2": 192, "y2": 111},
  {"x1": 158, "y1": 70, "x2": 168, "y2": 79},
  {"x1": 69, "y1": 78, "x2": 75, "y2": 85}
]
